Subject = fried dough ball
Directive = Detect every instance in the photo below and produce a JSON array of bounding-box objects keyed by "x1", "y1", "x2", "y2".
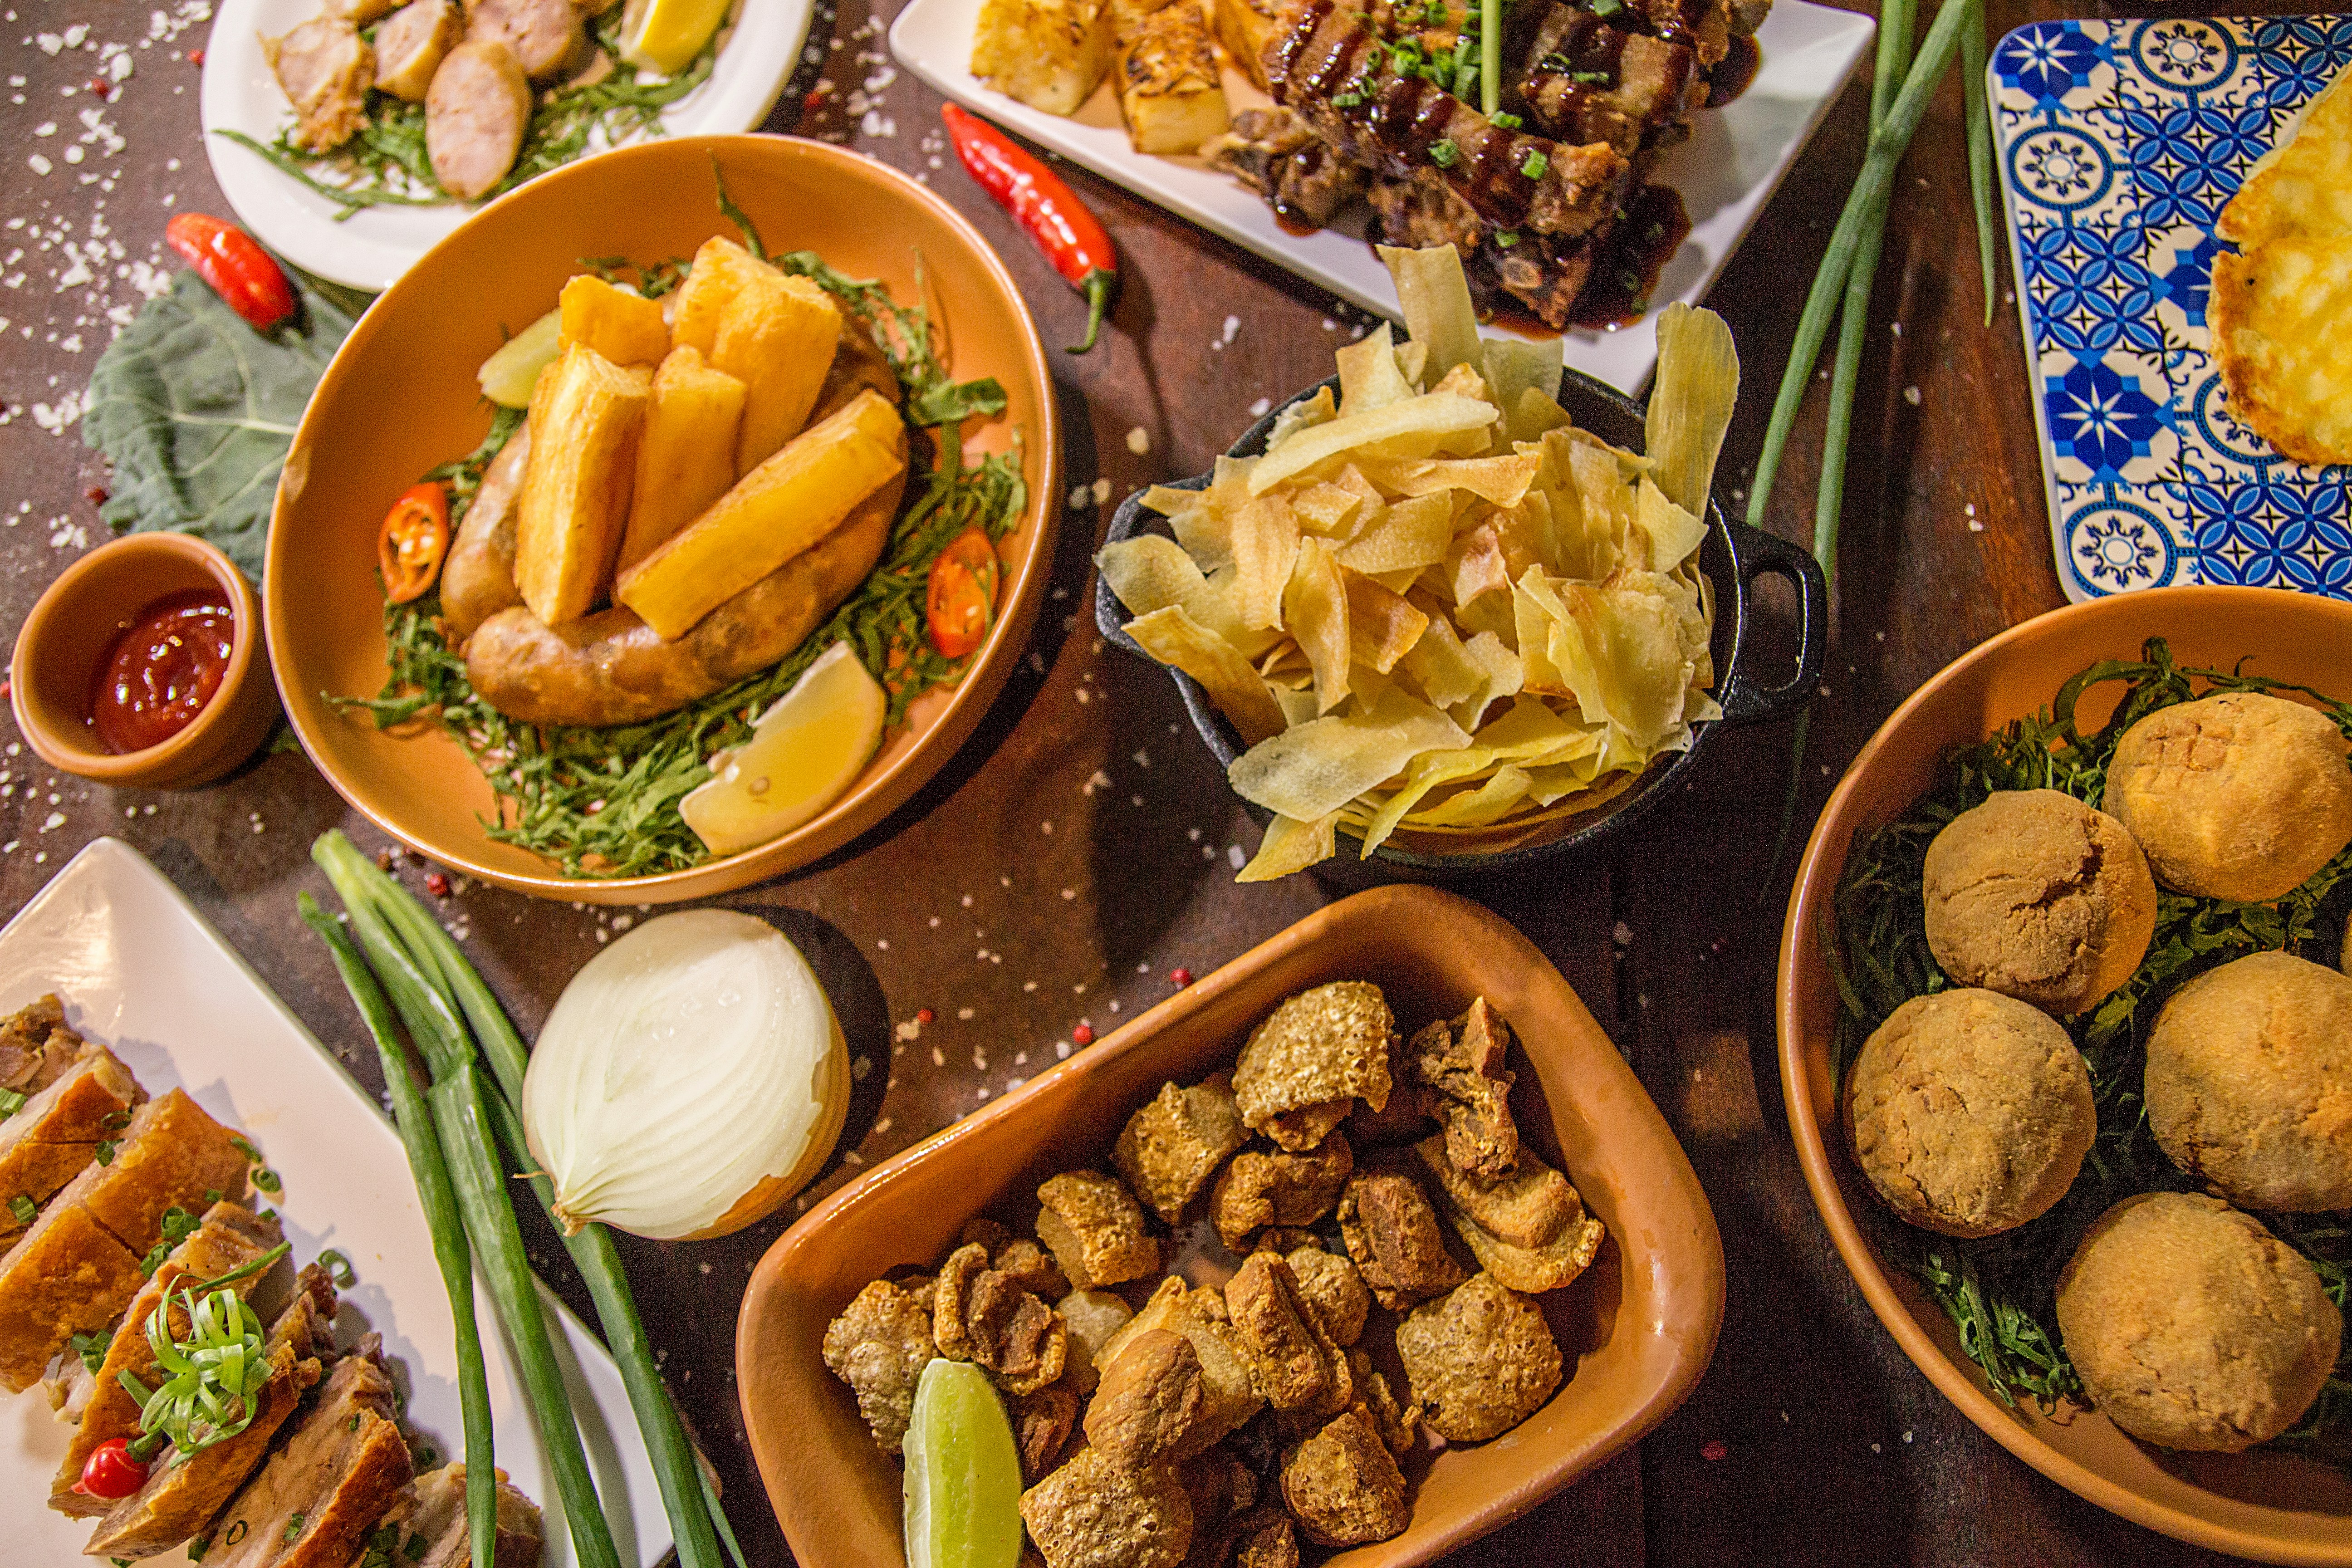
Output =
[
  {"x1": 1232, "y1": 982, "x2": 1396, "y2": 1152},
  {"x1": 1020, "y1": 1447, "x2": 1193, "y2": 1568},
  {"x1": 1394, "y1": 1273, "x2": 1562, "y2": 1443},
  {"x1": 2145, "y1": 950, "x2": 2352, "y2": 1211},
  {"x1": 1843, "y1": 989, "x2": 2096, "y2": 1238},
  {"x1": 1037, "y1": 1170, "x2": 1160, "y2": 1288},
  {"x1": 2056, "y1": 1191, "x2": 2342, "y2": 1452},
  {"x1": 1922, "y1": 789, "x2": 2158, "y2": 1015},
  {"x1": 2102, "y1": 691, "x2": 2352, "y2": 902},
  {"x1": 818, "y1": 1279, "x2": 936, "y2": 1453}
]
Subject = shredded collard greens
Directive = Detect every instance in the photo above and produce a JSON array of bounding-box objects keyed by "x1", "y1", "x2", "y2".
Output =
[
  {"x1": 335, "y1": 232, "x2": 1024, "y2": 880},
  {"x1": 216, "y1": 7, "x2": 719, "y2": 219},
  {"x1": 1826, "y1": 639, "x2": 2352, "y2": 1451}
]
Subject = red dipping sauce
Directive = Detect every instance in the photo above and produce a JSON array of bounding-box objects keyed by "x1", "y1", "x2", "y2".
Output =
[{"x1": 86, "y1": 588, "x2": 236, "y2": 755}]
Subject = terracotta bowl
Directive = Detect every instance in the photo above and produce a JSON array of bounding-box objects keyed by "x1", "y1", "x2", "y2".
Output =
[
  {"x1": 267, "y1": 134, "x2": 1059, "y2": 903},
  {"x1": 10, "y1": 531, "x2": 277, "y2": 789},
  {"x1": 1779, "y1": 584, "x2": 2352, "y2": 1564},
  {"x1": 740, "y1": 884, "x2": 1725, "y2": 1567}
]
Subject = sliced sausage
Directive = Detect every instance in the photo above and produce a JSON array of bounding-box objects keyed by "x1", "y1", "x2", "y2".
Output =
[
  {"x1": 466, "y1": 0, "x2": 587, "y2": 82},
  {"x1": 325, "y1": 0, "x2": 400, "y2": 22},
  {"x1": 261, "y1": 18, "x2": 374, "y2": 152},
  {"x1": 426, "y1": 39, "x2": 532, "y2": 201},
  {"x1": 373, "y1": 0, "x2": 463, "y2": 102}
]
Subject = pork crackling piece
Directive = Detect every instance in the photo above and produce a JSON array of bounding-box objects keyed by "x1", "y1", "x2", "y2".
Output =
[
  {"x1": 1346, "y1": 1348, "x2": 1421, "y2": 1457},
  {"x1": 934, "y1": 1241, "x2": 1069, "y2": 1396},
  {"x1": 1056, "y1": 1286, "x2": 1134, "y2": 1395},
  {"x1": 1415, "y1": 1134, "x2": 1604, "y2": 1293},
  {"x1": 1396, "y1": 1272, "x2": 1563, "y2": 1442},
  {"x1": 1014, "y1": 1382, "x2": 1083, "y2": 1483},
  {"x1": 1216, "y1": 1507, "x2": 1301, "y2": 1568},
  {"x1": 1280, "y1": 1243, "x2": 1369, "y2": 1349},
  {"x1": 1037, "y1": 1170, "x2": 1161, "y2": 1288},
  {"x1": 1084, "y1": 1327, "x2": 1208, "y2": 1466},
  {"x1": 1410, "y1": 997, "x2": 1520, "y2": 1180},
  {"x1": 1178, "y1": 1446, "x2": 1259, "y2": 1532},
  {"x1": 1210, "y1": 1132, "x2": 1353, "y2": 1251},
  {"x1": 1098, "y1": 1278, "x2": 1266, "y2": 1449},
  {"x1": 962, "y1": 1217, "x2": 1073, "y2": 1298},
  {"x1": 1020, "y1": 1447, "x2": 1195, "y2": 1568},
  {"x1": 1232, "y1": 982, "x2": 1396, "y2": 1152},
  {"x1": 1338, "y1": 1172, "x2": 1468, "y2": 1310},
  {"x1": 1278, "y1": 1410, "x2": 1411, "y2": 1548},
  {"x1": 820, "y1": 1278, "x2": 938, "y2": 1453},
  {"x1": 1116, "y1": 1074, "x2": 1251, "y2": 1223},
  {"x1": 1225, "y1": 1253, "x2": 1352, "y2": 1419}
]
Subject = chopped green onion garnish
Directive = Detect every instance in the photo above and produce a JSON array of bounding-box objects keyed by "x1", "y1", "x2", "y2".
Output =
[
  {"x1": 1495, "y1": 231, "x2": 1521, "y2": 247},
  {"x1": 94, "y1": 1140, "x2": 115, "y2": 1166},
  {"x1": 1521, "y1": 149, "x2": 1549, "y2": 179},
  {"x1": 1573, "y1": 69, "x2": 1612, "y2": 83},
  {"x1": 72, "y1": 1330, "x2": 109, "y2": 1372},
  {"x1": 0, "y1": 1088, "x2": 24, "y2": 1119},
  {"x1": 8, "y1": 1194, "x2": 34, "y2": 1226},
  {"x1": 231, "y1": 1136, "x2": 262, "y2": 1163},
  {"x1": 1491, "y1": 111, "x2": 1522, "y2": 129},
  {"x1": 252, "y1": 1167, "x2": 282, "y2": 1194},
  {"x1": 285, "y1": 1514, "x2": 306, "y2": 1544},
  {"x1": 1428, "y1": 139, "x2": 1460, "y2": 167},
  {"x1": 1591, "y1": 0, "x2": 1624, "y2": 15},
  {"x1": 319, "y1": 1248, "x2": 356, "y2": 1287}
]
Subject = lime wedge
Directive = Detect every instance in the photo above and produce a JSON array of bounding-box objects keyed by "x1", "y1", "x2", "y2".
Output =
[
  {"x1": 903, "y1": 1360, "x2": 1024, "y2": 1568},
  {"x1": 679, "y1": 641, "x2": 887, "y2": 856},
  {"x1": 617, "y1": 0, "x2": 731, "y2": 75},
  {"x1": 477, "y1": 308, "x2": 561, "y2": 409}
]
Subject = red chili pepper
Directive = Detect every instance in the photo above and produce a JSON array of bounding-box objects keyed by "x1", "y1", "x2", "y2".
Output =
[
  {"x1": 941, "y1": 104, "x2": 1117, "y2": 354},
  {"x1": 916, "y1": 1007, "x2": 936, "y2": 1024},
  {"x1": 1171, "y1": 967, "x2": 1193, "y2": 987},
  {"x1": 187, "y1": 48, "x2": 205, "y2": 65},
  {"x1": 163, "y1": 213, "x2": 295, "y2": 331},
  {"x1": 425, "y1": 872, "x2": 451, "y2": 897},
  {"x1": 74, "y1": 1437, "x2": 151, "y2": 1500}
]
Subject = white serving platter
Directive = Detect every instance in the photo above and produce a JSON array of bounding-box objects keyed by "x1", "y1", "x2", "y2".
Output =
[
  {"x1": 200, "y1": 0, "x2": 813, "y2": 292},
  {"x1": 891, "y1": 0, "x2": 1875, "y2": 392},
  {"x1": 0, "y1": 838, "x2": 670, "y2": 1567}
]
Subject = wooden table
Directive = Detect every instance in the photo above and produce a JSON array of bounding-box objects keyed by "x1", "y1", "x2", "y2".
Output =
[{"x1": 0, "y1": 0, "x2": 2290, "y2": 1562}]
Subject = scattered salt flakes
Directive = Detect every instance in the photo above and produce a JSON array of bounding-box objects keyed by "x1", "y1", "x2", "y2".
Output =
[
  {"x1": 1320, "y1": 318, "x2": 1336, "y2": 331},
  {"x1": 961, "y1": 892, "x2": 973, "y2": 906},
  {"x1": 972, "y1": 1048, "x2": 986, "y2": 1068},
  {"x1": 877, "y1": 938, "x2": 889, "y2": 949},
  {"x1": 894, "y1": 1018, "x2": 921, "y2": 1041},
  {"x1": 40, "y1": 811, "x2": 64, "y2": 831},
  {"x1": 105, "y1": 50, "x2": 132, "y2": 82},
  {"x1": 1901, "y1": 1430, "x2": 1913, "y2": 1444},
  {"x1": 1891, "y1": 321, "x2": 1902, "y2": 337},
  {"x1": 1024, "y1": 980, "x2": 1037, "y2": 992},
  {"x1": 31, "y1": 391, "x2": 82, "y2": 432},
  {"x1": 1125, "y1": 426, "x2": 1150, "y2": 456},
  {"x1": 1613, "y1": 921, "x2": 1633, "y2": 946},
  {"x1": 1060, "y1": 887, "x2": 1075, "y2": 900},
  {"x1": 1220, "y1": 314, "x2": 1239, "y2": 345},
  {"x1": 975, "y1": 1087, "x2": 989, "y2": 1101},
  {"x1": 928, "y1": 915, "x2": 941, "y2": 926},
  {"x1": 1902, "y1": 385, "x2": 1921, "y2": 406},
  {"x1": 1187, "y1": 827, "x2": 1200, "y2": 842},
  {"x1": 27, "y1": 154, "x2": 50, "y2": 175},
  {"x1": 1871, "y1": 1443, "x2": 1882, "y2": 1454},
  {"x1": 1248, "y1": 397, "x2": 1271, "y2": 417},
  {"x1": 612, "y1": 913, "x2": 632, "y2": 931},
  {"x1": 1055, "y1": 1040, "x2": 1071, "y2": 1059},
  {"x1": 1964, "y1": 502, "x2": 1976, "y2": 516},
  {"x1": 958, "y1": 1007, "x2": 974, "y2": 1021},
  {"x1": 594, "y1": 929, "x2": 608, "y2": 943},
  {"x1": 1075, "y1": 687, "x2": 1091, "y2": 705},
  {"x1": 931, "y1": 1046, "x2": 946, "y2": 1065},
  {"x1": 1132, "y1": 749, "x2": 1149, "y2": 767},
  {"x1": 32, "y1": 121, "x2": 53, "y2": 136},
  {"x1": 1082, "y1": 768, "x2": 1111, "y2": 796},
  {"x1": 1014, "y1": 1051, "x2": 1027, "y2": 1065},
  {"x1": 1067, "y1": 484, "x2": 1091, "y2": 510},
  {"x1": 1005, "y1": 1078, "x2": 1024, "y2": 1092},
  {"x1": 1042, "y1": 820, "x2": 1054, "y2": 834},
  {"x1": 873, "y1": 1117, "x2": 892, "y2": 1135},
  {"x1": 1968, "y1": 516, "x2": 1984, "y2": 533},
  {"x1": 64, "y1": 23, "x2": 88, "y2": 45},
  {"x1": 850, "y1": 1054, "x2": 872, "y2": 1081},
  {"x1": 35, "y1": 32, "x2": 62, "y2": 54},
  {"x1": 1091, "y1": 477, "x2": 1110, "y2": 505},
  {"x1": 1226, "y1": 844, "x2": 1245, "y2": 869}
]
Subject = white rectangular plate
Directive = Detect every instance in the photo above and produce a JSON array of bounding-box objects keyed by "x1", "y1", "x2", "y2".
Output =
[
  {"x1": 0, "y1": 838, "x2": 669, "y2": 1567},
  {"x1": 891, "y1": 0, "x2": 1874, "y2": 392}
]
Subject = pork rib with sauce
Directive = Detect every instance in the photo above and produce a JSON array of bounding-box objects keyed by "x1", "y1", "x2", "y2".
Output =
[{"x1": 203, "y1": 1333, "x2": 414, "y2": 1568}]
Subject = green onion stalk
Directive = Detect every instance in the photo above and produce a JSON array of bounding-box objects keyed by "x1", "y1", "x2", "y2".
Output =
[
  {"x1": 1754, "y1": 0, "x2": 2003, "y2": 882},
  {"x1": 306, "y1": 831, "x2": 736, "y2": 1568}
]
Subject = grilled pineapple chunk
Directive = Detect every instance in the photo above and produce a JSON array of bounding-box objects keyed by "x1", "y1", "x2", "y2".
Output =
[
  {"x1": 671, "y1": 235, "x2": 777, "y2": 358},
  {"x1": 970, "y1": 0, "x2": 1115, "y2": 116},
  {"x1": 1117, "y1": 2, "x2": 1227, "y2": 156},
  {"x1": 711, "y1": 269, "x2": 842, "y2": 474},
  {"x1": 559, "y1": 274, "x2": 669, "y2": 367},
  {"x1": 1210, "y1": 0, "x2": 1284, "y2": 92},
  {"x1": 616, "y1": 389, "x2": 906, "y2": 640},
  {"x1": 619, "y1": 345, "x2": 746, "y2": 573},
  {"x1": 514, "y1": 343, "x2": 652, "y2": 627}
]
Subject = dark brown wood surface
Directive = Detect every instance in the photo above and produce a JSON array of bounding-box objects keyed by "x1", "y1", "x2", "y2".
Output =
[{"x1": 0, "y1": 0, "x2": 2298, "y2": 1562}]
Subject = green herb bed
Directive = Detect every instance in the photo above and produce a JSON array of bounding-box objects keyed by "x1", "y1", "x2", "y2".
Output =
[
  {"x1": 340, "y1": 226, "x2": 1024, "y2": 879},
  {"x1": 221, "y1": 7, "x2": 720, "y2": 218},
  {"x1": 1827, "y1": 639, "x2": 2352, "y2": 1457}
]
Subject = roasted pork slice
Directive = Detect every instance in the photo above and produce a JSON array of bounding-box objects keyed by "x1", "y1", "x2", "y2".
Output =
[
  {"x1": 0, "y1": 1039, "x2": 142, "y2": 1250},
  {"x1": 1627, "y1": 0, "x2": 1730, "y2": 66},
  {"x1": 1504, "y1": 4, "x2": 1702, "y2": 156},
  {"x1": 361, "y1": 1465, "x2": 547, "y2": 1568},
  {"x1": 1201, "y1": 108, "x2": 1370, "y2": 231},
  {"x1": 205, "y1": 1334, "x2": 413, "y2": 1568},
  {"x1": 0, "y1": 993, "x2": 85, "y2": 1093},
  {"x1": 1266, "y1": 0, "x2": 1628, "y2": 238},
  {"x1": 84, "y1": 1272, "x2": 336, "y2": 1561},
  {"x1": 0, "y1": 1088, "x2": 252, "y2": 1391},
  {"x1": 51, "y1": 1201, "x2": 285, "y2": 1516},
  {"x1": 261, "y1": 17, "x2": 375, "y2": 153}
]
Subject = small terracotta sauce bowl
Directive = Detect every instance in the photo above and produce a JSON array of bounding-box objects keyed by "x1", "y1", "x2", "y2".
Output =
[{"x1": 10, "y1": 532, "x2": 278, "y2": 789}]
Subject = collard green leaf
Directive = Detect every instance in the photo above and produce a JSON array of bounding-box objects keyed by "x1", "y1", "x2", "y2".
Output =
[{"x1": 82, "y1": 271, "x2": 355, "y2": 582}]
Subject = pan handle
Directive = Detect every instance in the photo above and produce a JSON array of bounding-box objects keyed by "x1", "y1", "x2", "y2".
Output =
[
  {"x1": 1095, "y1": 475, "x2": 1209, "y2": 656},
  {"x1": 1716, "y1": 520, "x2": 1828, "y2": 726}
]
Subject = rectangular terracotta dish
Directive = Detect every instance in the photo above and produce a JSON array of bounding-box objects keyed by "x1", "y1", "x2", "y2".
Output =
[{"x1": 737, "y1": 884, "x2": 1725, "y2": 1565}]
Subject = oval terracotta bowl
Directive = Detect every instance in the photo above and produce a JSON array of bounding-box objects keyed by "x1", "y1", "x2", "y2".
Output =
[
  {"x1": 741, "y1": 884, "x2": 1726, "y2": 1568},
  {"x1": 12, "y1": 531, "x2": 278, "y2": 789},
  {"x1": 1779, "y1": 584, "x2": 2352, "y2": 1564},
  {"x1": 267, "y1": 134, "x2": 1058, "y2": 903}
]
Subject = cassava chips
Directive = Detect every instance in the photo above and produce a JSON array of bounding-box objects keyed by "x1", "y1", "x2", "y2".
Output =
[{"x1": 1099, "y1": 245, "x2": 1735, "y2": 878}]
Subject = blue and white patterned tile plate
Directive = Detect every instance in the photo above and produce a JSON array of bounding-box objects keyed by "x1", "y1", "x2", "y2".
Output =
[{"x1": 1992, "y1": 15, "x2": 2352, "y2": 601}]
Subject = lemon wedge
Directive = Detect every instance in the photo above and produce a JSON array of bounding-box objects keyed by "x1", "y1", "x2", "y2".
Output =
[
  {"x1": 617, "y1": 0, "x2": 731, "y2": 76},
  {"x1": 903, "y1": 1360, "x2": 1024, "y2": 1568},
  {"x1": 477, "y1": 308, "x2": 561, "y2": 409},
  {"x1": 680, "y1": 641, "x2": 886, "y2": 856}
]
